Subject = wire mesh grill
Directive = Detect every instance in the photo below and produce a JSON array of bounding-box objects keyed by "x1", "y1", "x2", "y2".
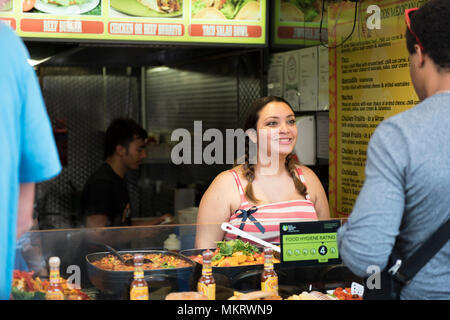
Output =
[
  {"x1": 237, "y1": 51, "x2": 264, "y2": 128},
  {"x1": 37, "y1": 68, "x2": 140, "y2": 228}
]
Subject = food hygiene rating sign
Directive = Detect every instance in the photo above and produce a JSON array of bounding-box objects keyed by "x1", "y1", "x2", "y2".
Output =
[{"x1": 280, "y1": 220, "x2": 341, "y2": 266}]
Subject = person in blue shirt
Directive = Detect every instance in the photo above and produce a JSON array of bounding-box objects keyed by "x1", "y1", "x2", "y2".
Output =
[
  {"x1": 0, "y1": 25, "x2": 62, "y2": 300},
  {"x1": 337, "y1": 0, "x2": 450, "y2": 299}
]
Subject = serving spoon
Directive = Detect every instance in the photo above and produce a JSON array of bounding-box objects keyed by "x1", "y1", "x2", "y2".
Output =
[
  {"x1": 101, "y1": 243, "x2": 152, "y2": 266},
  {"x1": 101, "y1": 243, "x2": 130, "y2": 264}
]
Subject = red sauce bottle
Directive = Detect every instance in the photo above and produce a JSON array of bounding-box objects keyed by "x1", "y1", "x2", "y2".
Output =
[
  {"x1": 130, "y1": 254, "x2": 149, "y2": 300},
  {"x1": 45, "y1": 257, "x2": 64, "y2": 300},
  {"x1": 197, "y1": 249, "x2": 216, "y2": 300},
  {"x1": 261, "y1": 247, "x2": 278, "y2": 295}
]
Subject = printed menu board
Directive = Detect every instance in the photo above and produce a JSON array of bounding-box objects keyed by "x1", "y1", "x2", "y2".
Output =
[
  {"x1": 0, "y1": 0, "x2": 266, "y2": 45},
  {"x1": 328, "y1": 0, "x2": 426, "y2": 218}
]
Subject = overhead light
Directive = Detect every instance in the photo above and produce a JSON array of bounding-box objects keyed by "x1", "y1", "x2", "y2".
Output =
[
  {"x1": 27, "y1": 56, "x2": 54, "y2": 67},
  {"x1": 149, "y1": 66, "x2": 170, "y2": 72}
]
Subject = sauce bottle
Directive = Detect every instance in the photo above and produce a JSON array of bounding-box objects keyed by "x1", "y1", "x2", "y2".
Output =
[
  {"x1": 130, "y1": 253, "x2": 149, "y2": 300},
  {"x1": 197, "y1": 249, "x2": 215, "y2": 300},
  {"x1": 45, "y1": 257, "x2": 65, "y2": 300},
  {"x1": 261, "y1": 247, "x2": 278, "y2": 295}
]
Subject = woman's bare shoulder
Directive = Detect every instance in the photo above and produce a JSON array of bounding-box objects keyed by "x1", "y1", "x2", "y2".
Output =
[
  {"x1": 295, "y1": 164, "x2": 321, "y2": 184},
  {"x1": 295, "y1": 164, "x2": 314, "y2": 176},
  {"x1": 200, "y1": 168, "x2": 242, "y2": 214},
  {"x1": 207, "y1": 168, "x2": 240, "y2": 192}
]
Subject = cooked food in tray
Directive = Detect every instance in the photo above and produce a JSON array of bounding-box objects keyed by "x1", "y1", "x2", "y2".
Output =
[
  {"x1": 188, "y1": 240, "x2": 280, "y2": 267},
  {"x1": 286, "y1": 288, "x2": 363, "y2": 300},
  {"x1": 329, "y1": 287, "x2": 362, "y2": 300},
  {"x1": 228, "y1": 290, "x2": 282, "y2": 300},
  {"x1": 165, "y1": 291, "x2": 208, "y2": 300},
  {"x1": 91, "y1": 253, "x2": 191, "y2": 271},
  {"x1": 287, "y1": 291, "x2": 337, "y2": 300},
  {"x1": 11, "y1": 270, "x2": 91, "y2": 300}
]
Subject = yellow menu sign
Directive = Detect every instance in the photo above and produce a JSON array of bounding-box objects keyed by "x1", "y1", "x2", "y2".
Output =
[
  {"x1": 328, "y1": 0, "x2": 428, "y2": 218},
  {"x1": 0, "y1": 0, "x2": 266, "y2": 45}
]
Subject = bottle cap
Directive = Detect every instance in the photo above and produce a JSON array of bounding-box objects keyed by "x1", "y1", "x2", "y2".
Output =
[
  {"x1": 133, "y1": 253, "x2": 144, "y2": 264},
  {"x1": 202, "y1": 249, "x2": 213, "y2": 260},
  {"x1": 49, "y1": 256, "x2": 60, "y2": 268}
]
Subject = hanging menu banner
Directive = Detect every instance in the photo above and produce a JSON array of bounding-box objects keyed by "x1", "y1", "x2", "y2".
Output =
[
  {"x1": 0, "y1": 0, "x2": 266, "y2": 45},
  {"x1": 328, "y1": 0, "x2": 427, "y2": 218}
]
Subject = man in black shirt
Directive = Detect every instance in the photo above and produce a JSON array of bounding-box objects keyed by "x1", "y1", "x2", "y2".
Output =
[
  {"x1": 81, "y1": 162, "x2": 132, "y2": 227},
  {"x1": 80, "y1": 118, "x2": 170, "y2": 227}
]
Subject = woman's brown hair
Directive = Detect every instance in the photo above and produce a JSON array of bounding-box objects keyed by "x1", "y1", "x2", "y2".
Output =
[{"x1": 240, "y1": 96, "x2": 307, "y2": 204}]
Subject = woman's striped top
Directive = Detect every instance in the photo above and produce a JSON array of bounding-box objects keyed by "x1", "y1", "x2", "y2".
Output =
[{"x1": 224, "y1": 168, "x2": 318, "y2": 243}]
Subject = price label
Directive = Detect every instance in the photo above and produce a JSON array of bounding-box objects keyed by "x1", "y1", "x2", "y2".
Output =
[{"x1": 280, "y1": 220, "x2": 341, "y2": 266}]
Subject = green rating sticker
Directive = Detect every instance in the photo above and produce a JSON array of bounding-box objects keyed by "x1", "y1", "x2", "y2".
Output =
[{"x1": 281, "y1": 233, "x2": 339, "y2": 263}]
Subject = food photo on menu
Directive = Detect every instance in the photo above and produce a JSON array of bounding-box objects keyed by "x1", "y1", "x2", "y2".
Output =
[
  {"x1": 191, "y1": 0, "x2": 261, "y2": 20},
  {"x1": 279, "y1": 0, "x2": 327, "y2": 22},
  {"x1": 0, "y1": 0, "x2": 13, "y2": 12},
  {"x1": 109, "y1": 0, "x2": 183, "y2": 18},
  {"x1": 21, "y1": 0, "x2": 102, "y2": 15}
]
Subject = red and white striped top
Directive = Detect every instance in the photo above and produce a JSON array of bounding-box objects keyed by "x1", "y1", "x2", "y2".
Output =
[{"x1": 224, "y1": 168, "x2": 318, "y2": 243}]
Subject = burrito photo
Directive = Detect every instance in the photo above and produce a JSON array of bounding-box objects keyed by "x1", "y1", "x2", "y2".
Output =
[
  {"x1": 192, "y1": 0, "x2": 260, "y2": 20},
  {"x1": 137, "y1": 0, "x2": 181, "y2": 13},
  {"x1": 280, "y1": 0, "x2": 323, "y2": 22}
]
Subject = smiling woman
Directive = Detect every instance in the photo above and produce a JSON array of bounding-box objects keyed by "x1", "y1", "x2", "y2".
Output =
[{"x1": 195, "y1": 96, "x2": 330, "y2": 249}]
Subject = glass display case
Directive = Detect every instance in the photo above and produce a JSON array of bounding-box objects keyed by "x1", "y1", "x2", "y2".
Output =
[{"x1": 12, "y1": 220, "x2": 362, "y2": 300}]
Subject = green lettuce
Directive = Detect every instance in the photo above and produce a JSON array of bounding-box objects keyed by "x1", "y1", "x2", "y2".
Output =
[
  {"x1": 11, "y1": 287, "x2": 46, "y2": 300},
  {"x1": 287, "y1": 0, "x2": 318, "y2": 22},
  {"x1": 302, "y1": 6, "x2": 319, "y2": 22},
  {"x1": 221, "y1": 0, "x2": 256, "y2": 20},
  {"x1": 212, "y1": 239, "x2": 260, "y2": 261},
  {"x1": 192, "y1": 0, "x2": 206, "y2": 16}
]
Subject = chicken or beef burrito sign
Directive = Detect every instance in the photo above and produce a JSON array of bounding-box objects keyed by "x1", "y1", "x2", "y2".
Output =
[{"x1": 3, "y1": 0, "x2": 266, "y2": 45}]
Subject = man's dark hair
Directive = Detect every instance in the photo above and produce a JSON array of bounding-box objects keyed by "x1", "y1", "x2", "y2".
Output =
[
  {"x1": 104, "y1": 118, "x2": 147, "y2": 159},
  {"x1": 406, "y1": 0, "x2": 450, "y2": 71}
]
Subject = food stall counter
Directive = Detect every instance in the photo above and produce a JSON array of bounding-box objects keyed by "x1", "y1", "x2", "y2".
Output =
[{"x1": 11, "y1": 220, "x2": 362, "y2": 300}]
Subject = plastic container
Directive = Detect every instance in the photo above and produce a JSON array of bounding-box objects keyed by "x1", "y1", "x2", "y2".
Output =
[
  {"x1": 176, "y1": 207, "x2": 198, "y2": 224},
  {"x1": 164, "y1": 234, "x2": 181, "y2": 252}
]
